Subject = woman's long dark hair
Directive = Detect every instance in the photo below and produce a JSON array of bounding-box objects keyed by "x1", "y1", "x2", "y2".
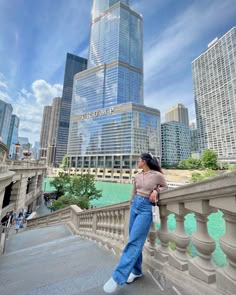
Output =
[{"x1": 140, "y1": 153, "x2": 163, "y2": 174}]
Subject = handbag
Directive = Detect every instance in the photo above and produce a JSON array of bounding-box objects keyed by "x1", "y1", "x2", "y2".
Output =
[
  {"x1": 152, "y1": 204, "x2": 160, "y2": 224},
  {"x1": 152, "y1": 189, "x2": 160, "y2": 224}
]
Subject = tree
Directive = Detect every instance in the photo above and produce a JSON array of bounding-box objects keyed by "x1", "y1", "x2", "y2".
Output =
[
  {"x1": 191, "y1": 169, "x2": 218, "y2": 183},
  {"x1": 66, "y1": 174, "x2": 102, "y2": 202},
  {"x1": 201, "y1": 149, "x2": 218, "y2": 170},
  {"x1": 61, "y1": 154, "x2": 69, "y2": 171},
  {"x1": 49, "y1": 173, "x2": 102, "y2": 210},
  {"x1": 178, "y1": 157, "x2": 202, "y2": 170},
  {"x1": 50, "y1": 172, "x2": 71, "y2": 198}
]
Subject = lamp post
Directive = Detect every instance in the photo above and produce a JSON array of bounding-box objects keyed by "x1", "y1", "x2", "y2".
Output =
[
  {"x1": 15, "y1": 142, "x2": 21, "y2": 160},
  {"x1": 23, "y1": 150, "x2": 32, "y2": 160}
]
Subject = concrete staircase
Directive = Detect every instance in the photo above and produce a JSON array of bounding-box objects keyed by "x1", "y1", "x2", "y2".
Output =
[{"x1": 0, "y1": 225, "x2": 168, "y2": 295}]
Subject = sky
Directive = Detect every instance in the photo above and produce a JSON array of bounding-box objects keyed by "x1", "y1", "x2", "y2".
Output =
[{"x1": 0, "y1": 0, "x2": 235, "y2": 144}]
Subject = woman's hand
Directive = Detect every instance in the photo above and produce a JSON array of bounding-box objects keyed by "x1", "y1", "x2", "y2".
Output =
[{"x1": 149, "y1": 189, "x2": 159, "y2": 203}]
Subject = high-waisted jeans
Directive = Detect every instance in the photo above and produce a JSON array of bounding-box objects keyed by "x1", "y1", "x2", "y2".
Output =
[{"x1": 112, "y1": 194, "x2": 153, "y2": 285}]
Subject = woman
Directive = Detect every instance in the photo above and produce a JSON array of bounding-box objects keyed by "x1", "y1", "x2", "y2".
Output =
[
  {"x1": 103, "y1": 153, "x2": 168, "y2": 293},
  {"x1": 15, "y1": 212, "x2": 24, "y2": 233}
]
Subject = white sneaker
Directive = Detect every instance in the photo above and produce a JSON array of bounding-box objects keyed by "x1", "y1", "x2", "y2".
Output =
[
  {"x1": 126, "y1": 272, "x2": 142, "y2": 284},
  {"x1": 103, "y1": 277, "x2": 118, "y2": 293}
]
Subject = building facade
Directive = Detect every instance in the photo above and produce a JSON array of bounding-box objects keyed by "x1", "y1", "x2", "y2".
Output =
[
  {"x1": 189, "y1": 122, "x2": 198, "y2": 154},
  {"x1": 47, "y1": 97, "x2": 61, "y2": 165},
  {"x1": 192, "y1": 27, "x2": 236, "y2": 161},
  {"x1": 55, "y1": 53, "x2": 87, "y2": 165},
  {"x1": 165, "y1": 104, "x2": 189, "y2": 126},
  {"x1": 7, "y1": 115, "x2": 20, "y2": 159},
  {"x1": 0, "y1": 99, "x2": 13, "y2": 145},
  {"x1": 67, "y1": 0, "x2": 161, "y2": 179},
  {"x1": 161, "y1": 121, "x2": 191, "y2": 166},
  {"x1": 39, "y1": 106, "x2": 52, "y2": 161}
]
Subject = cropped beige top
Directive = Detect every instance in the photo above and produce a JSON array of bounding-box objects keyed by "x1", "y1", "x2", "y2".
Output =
[{"x1": 131, "y1": 170, "x2": 168, "y2": 200}]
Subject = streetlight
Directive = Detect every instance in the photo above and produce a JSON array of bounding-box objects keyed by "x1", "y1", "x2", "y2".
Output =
[
  {"x1": 23, "y1": 150, "x2": 32, "y2": 160},
  {"x1": 15, "y1": 142, "x2": 21, "y2": 160}
]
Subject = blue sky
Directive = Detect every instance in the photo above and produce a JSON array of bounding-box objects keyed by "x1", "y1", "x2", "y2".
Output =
[{"x1": 0, "y1": 0, "x2": 235, "y2": 144}]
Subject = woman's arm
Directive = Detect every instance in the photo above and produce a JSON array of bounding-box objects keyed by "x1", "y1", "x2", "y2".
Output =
[
  {"x1": 130, "y1": 178, "x2": 137, "y2": 204},
  {"x1": 149, "y1": 173, "x2": 168, "y2": 203},
  {"x1": 158, "y1": 173, "x2": 168, "y2": 192}
]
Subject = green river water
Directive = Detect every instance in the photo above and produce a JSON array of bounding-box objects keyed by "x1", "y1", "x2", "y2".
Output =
[{"x1": 43, "y1": 178, "x2": 227, "y2": 267}]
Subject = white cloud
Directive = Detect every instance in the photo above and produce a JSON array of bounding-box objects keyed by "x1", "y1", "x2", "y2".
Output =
[
  {"x1": 13, "y1": 80, "x2": 63, "y2": 143},
  {"x1": 0, "y1": 72, "x2": 8, "y2": 89},
  {"x1": 31, "y1": 80, "x2": 62, "y2": 106},
  {"x1": 144, "y1": 0, "x2": 236, "y2": 81}
]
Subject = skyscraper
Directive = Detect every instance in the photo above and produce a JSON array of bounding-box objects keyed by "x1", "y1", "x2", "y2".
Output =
[
  {"x1": 165, "y1": 104, "x2": 189, "y2": 126},
  {"x1": 55, "y1": 53, "x2": 87, "y2": 165},
  {"x1": 47, "y1": 97, "x2": 61, "y2": 165},
  {"x1": 161, "y1": 121, "x2": 191, "y2": 166},
  {"x1": 67, "y1": 0, "x2": 161, "y2": 179},
  {"x1": 7, "y1": 114, "x2": 20, "y2": 159},
  {"x1": 0, "y1": 99, "x2": 13, "y2": 145},
  {"x1": 39, "y1": 106, "x2": 52, "y2": 161},
  {"x1": 192, "y1": 27, "x2": 236, "y2": 161}
]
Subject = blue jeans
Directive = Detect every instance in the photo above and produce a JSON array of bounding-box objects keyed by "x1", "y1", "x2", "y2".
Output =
[{"x1": 112, "y1": 194, "x2": 153, "y2": 285}]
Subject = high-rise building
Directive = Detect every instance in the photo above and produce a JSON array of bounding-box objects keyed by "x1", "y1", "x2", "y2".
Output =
[
  {"x1": 55, "y1": 53, "x2": 87, "y2": 165},
  {"x1": 192, "y1": 27, "x2": 236, "y2": 161},
  {"x1": 67, "y1": 0, "x2": 161, "y2": 179},
  {"x1": 189, "y1": 122, "x2": 198, "y2": 154},
  {"x1": 7, "y1": 114, "x2": 20, "y2": 159},
  {"x1": 0, "y1": 99, "x2": 13, "y2": 145},
  {"x1": 161, "y1": 121, "x2": 191, "y2": 166},
  {"x1": 32, "y1": 141, "x2": 39, "y2": 160},
  {"x1": 47, "y1": 97, "x2": 61, "y2": 165},
  {"x1": 165, "y1": 104, "x2": 189, "y2": 126},
  {"x1": 39, "y1": 106, "x2": 52, "y2": 161}
]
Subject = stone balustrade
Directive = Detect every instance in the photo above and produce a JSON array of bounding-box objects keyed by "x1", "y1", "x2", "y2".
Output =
[{"x1": 27, "y1": 172, "x2": 236, "y2": 295}]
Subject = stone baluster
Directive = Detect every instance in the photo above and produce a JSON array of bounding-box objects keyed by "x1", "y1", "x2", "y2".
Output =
[
  {"x1": 147, "y1": 222, "x2": 158, "y2": 253},
  {"x1": 111, "y1": 211, "x2": 115, "y2": 240},
  {"x1": 156, "y1": 205, "x2": 171, "y2": 262},
  {"x1": 167, "y1": 203, "x2": 190, "y2": 271},
  {"x1": 185, "y1": 200, "x2": 217, "y2": 283},
  {"x1": 118, "y1": 210, "x2": 124, "y2": 244},
  {"x1": 114, "y1": 210, "x2": 119, "y2": 242},
  {"x1": 97, "y1": 212, "x2": 101, "y2": 235},
  {"x1": 107, "y1": 211, "x2": 111, "y2": 237},
  {"x1": 216, "y1": 210, "x2": 236, "y2": 294}
]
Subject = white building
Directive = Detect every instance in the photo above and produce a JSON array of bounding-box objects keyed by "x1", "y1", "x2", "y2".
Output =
[{"x1": 192, "y1": 27, "x2": 236, "y2": 162}]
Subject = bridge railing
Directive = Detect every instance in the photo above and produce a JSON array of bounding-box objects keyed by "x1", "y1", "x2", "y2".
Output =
[{"x1": 27, "y1": 171, "x2": 236, "y2": 295}]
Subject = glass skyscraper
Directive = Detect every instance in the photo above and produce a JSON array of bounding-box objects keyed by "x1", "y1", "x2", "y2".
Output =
[
  {"x1": 67, "y1": 0, "x2": 161, "y2": 180},
  {"x1": 55, "y1": 53, "x2": 87, "y2": 165},
  {"x1": 7, "y1": 114, "x2": 20, "y2": 159},
  {"x1": 0, "y1": 99, "x2": 13, "y2": 145}
]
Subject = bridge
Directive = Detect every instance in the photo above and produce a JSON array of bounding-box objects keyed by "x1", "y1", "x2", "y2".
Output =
[{"x1": 1, "y1": 171, "x2": 235, "y2": 295}]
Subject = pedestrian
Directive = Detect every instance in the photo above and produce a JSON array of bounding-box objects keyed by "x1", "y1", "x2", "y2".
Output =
[
  {"x1": 103, "y1": 152, "x2": 168, "y2": 293},
  {"x1": 15, "y1": 213, "x2": 24, "y2": 233}
]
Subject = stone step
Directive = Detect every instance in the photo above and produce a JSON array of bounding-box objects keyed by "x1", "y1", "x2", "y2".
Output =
[{"x1": 0, "y1": 225, "x2": 172, "y2": 295}]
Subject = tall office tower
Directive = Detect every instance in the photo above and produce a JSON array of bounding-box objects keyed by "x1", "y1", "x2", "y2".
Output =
[
  {"x1": 7, "y1": 115, "x2": 20, "y2": 159},
  {"x1": 32, "y1": 141, "x2": 39, "y2": 160},
  {"x1": 192, "y1": 27, "x2": 236, "y2": 161},
  {"x1": 0, "y1": 99, "x2": 13, "y2": 145},
  {"x1": 47, "y1": 97, "x2": 61, "y2": 165},
  {"x1": 161, "y1": 121, "x2": 191, "y2": 166},
  {"x1": 39, "y1": 106, "x2": 52, "y2": 161},
  {"x1": 55, "y1": 53, "x2": 87, "y2": 165},
  {"x1": 189, "y1": 122, "x2": 198, "y2": 154},
  {"x1": 68, "y1": 0, "x2": 161, "y2": 180},
  {"x1": 165, "y1": 104, "x2": 189, "y2": 126}
]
